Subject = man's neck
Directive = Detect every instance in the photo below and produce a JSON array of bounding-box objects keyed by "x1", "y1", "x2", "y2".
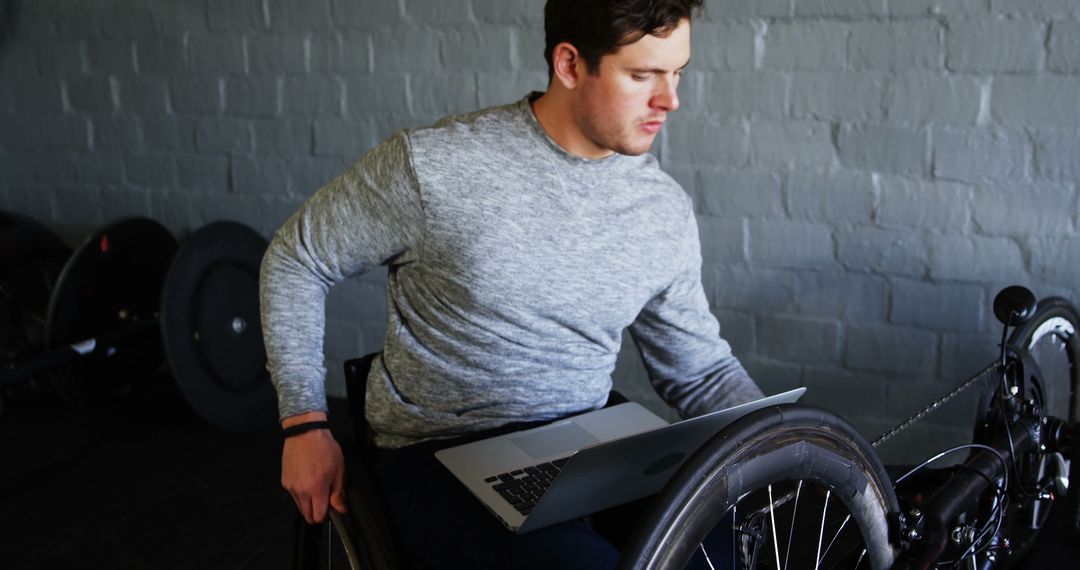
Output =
[{"x1": 530, "y1": 90, "x2": 613, "y2": 160}]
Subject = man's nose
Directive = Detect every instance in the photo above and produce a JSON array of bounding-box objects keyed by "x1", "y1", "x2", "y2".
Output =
[{"x1": 652, "y1": 76, "x2": 680, "y2": 113}]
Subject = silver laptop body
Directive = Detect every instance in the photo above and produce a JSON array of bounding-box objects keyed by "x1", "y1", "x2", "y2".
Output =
[{"x1": 435, "y1": 388, "x2": 806, "y2": 533}]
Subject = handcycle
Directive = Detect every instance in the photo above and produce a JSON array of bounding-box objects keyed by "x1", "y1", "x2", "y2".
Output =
[{"x1": 296, "y1": 286, "x2": 1078, "y2": 569}]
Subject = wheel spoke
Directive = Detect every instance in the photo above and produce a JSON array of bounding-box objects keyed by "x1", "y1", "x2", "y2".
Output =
[
  {"x1": 698, "y1": 543, "x2": 716, "y2": 570},
  {"x1": 783, "y1": 480, "x2": 802, "y2": 570},
  {"x1": 768, "y1": 484, "x2": 782, "y2": 570},
  {"x1": 732, "y1": 503, "x2": 737, "y2": 570},
  {"x1": 818, "y1": 513, "x2": 851, "y2": 563},
  {"x1": 814, "y1": 490, "x2": 831, "y2": 570},
  {"x1": 855, "y1": 548, "x2": 867, "y2": 568}
]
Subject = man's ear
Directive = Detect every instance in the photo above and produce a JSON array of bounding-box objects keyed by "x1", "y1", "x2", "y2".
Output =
[{"x1": 550, "y1": 42, "x2": 584, "y2": 90}]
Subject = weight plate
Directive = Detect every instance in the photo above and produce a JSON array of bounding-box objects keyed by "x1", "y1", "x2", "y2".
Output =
[
  {"x1": 44, "y1": 218, "x2": 178, "y2": 408},
  {"x1": 0, "y1": 212, "x2": 70, "y2": 361},
  {"x1": 161, "y1": 221, "x2": 275, "y2": 432}
]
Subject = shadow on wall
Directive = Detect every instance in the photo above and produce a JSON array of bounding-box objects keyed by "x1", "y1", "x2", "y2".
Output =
[{"x1": 0, "y1": 0, "x2": 19, "y2": 49}]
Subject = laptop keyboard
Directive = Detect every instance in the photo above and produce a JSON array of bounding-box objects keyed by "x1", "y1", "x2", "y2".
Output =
[{"x1": 483, "y1": 457, "x2": 570, "y2": 516}]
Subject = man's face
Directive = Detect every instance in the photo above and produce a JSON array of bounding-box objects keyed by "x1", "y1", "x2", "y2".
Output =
[{"x1": 572, "y1": 18, "x2": 691, "y2": 158}]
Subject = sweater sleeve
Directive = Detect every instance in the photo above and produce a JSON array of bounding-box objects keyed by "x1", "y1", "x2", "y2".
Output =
[
  {"x1": 628, "y1": 210, "x2": 764, "y2": 418},
  {"x1": 259, "y1": 131, "x2": 425, "y2": 421}
]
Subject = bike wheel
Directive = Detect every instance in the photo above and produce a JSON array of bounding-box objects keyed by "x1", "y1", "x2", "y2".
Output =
[
  {"x1": 619, "y1": 405, "x2": 899, "y2": 570},
  {"x1": 1009, "y1": 297, "x2": 1079, "y2": 424}
]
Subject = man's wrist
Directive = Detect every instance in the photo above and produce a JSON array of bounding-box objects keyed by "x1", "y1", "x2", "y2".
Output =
[{"x1": 281, "y1": 410, "x2": 328, "y2": 429}]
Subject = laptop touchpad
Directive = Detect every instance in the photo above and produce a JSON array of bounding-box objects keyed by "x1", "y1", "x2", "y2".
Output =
[{"x1": 510, "y1": 422, "x2": 599, "y2": 460}]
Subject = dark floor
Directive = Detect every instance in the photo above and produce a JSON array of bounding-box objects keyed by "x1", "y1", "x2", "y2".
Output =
[
  {"x1": 2, "y1": 391, "x2": 1076, "y2": 569},
  {"x1": 0, "y1": 394, "x2": 358, "y2": 570}
]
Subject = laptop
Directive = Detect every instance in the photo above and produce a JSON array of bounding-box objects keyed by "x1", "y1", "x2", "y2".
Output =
[{"x1": 435, "y1": 387, "x2": 805, "y2": 533}]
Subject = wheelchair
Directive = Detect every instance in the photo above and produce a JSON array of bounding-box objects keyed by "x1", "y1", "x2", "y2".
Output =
[{"x1": 293, "y1": 289, "x2": 1080, "y2": 569}]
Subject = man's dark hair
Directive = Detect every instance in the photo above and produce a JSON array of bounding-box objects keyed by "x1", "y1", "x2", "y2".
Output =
[{"x1": 543, "y1": 0, "x2": 704, "y2": 79}]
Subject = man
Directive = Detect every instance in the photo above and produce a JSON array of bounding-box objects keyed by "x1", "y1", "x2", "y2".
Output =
[{"x1": 260, "y1": 0, "x2": 763, "y2": 566}]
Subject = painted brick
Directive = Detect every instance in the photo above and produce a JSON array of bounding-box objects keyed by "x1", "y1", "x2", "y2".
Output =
[
  {"x1": 176, "y1": 155, "x2": 230, "y2": 192},
  {"x1": 839, "y1": 125, "x2": 928, "y2": 176},
  {"x1": 741, "y1": 357, "x2": 803, "y2": 396},
  {"x1": 709, "y1": 266, "x2": 798, "y2": 312},
  {"x1": 837, "y1": 227, "x2": 927, "y2": 277},
  {"x1": 195, "y1": 117, "x2": 253, "y2": 155},
  {"x1": 699, "y1": 170, "x2": 783, "y2": 218},
  {"x1": 791, "y1": 72, "x2": 885, "y2": 123},
  {"x1": 763, "y1": 21, "x2": 848, "y2": 71},
  {"x1": 940, "y1": 332, "x2": 998, "y2": 382},
  {"x1": 0, "y1": 117, "x2": 44, "y2": 151},
  {"x1": 928, "y1": 235, "x2": 1025, "y2": 282},
  {"x1": 135, "y1": 37, "x2": 187, "y2": 75},
  {"x1": 692, "y1": 22, "x2": 755, "y2": 71},
  {"x1": 314, "y1": 117, "x2": 373, "y2": 158},
  {"x1": 332, "y1": 0, "x2": 403, "y2": 29},
  {"x1": 886, "y1": 72, "x2": 980, "y2": 126},
  {"x1": 87, "y1": 40, "x2": 135, "y2": 75},
  {"x1": 666, "y1": 114, "x2": 748, "y2": 167},
  {"x1": 702, "y1": 71, "x2": 787, "y2": 120},
  {"x1": 124, "y1": 154, "x2": 177, "y2": 188},
  {"x1": 787, "y1": 171, "x2": 875, "y2": 224},
  {"x1": 697, "y1": 215, "x2": 744, "y2": 263},
  {"x1": 801, "y1": 368, "x2": 889, "y2": 418},
  {"x1": 248, "y1": 35, "x2": 308, "y2": 75},
  {"x1": 845, "y1": 323, "x2": 937, "y2": 375},
  {"x1": 759, "y1": 314, "x2": 841, "y2": 365},
  {"x1": 14, "y1": 78, "x2": 64, "y2": 115},
  {"x1": 35, "y1": 41, "x2": 86, "y2": 75},
  {"x1": 51, "y1": 186, "x2": 104, "y2": 226},
  {"x1": 344, "y1": 74, "x2": 410, "y2": 117},
  {"x1": 267, "y1": 0, "x2": 333, "y2": 31},
  {"x1": 66, "y1": 77, "x2": 115, "y2": 114},
  {"x1": 1034, "y1": 130, "x2": 1080, "y2": 182},
  {"x1": 1049, "y1": 20, "x2": 1080, "y2": 74},
  {"x1": 92, "y1": 117, "x2": 141, "y2": 151},
  {"x1": 152, "y1": 1, "x2": 210, "y2": 37},
  {"x1": 441, "y1": 27, "x2": 514, "y2": 72},
  {"x1": 225, "y1": 77, "x2": 281, "y2": 117},
  {"x1": 876, "y1": 176, "x2": 973, "y2": 232},
  {"x1": 188, "y1": 35, "x2": 246, "y2": 75},
  {"x1": 371, "y1": 28, "x2": 442, "y2": 72},
  {"x1": 31, "y1": 153, "x2": 78, "y2": 185},
  {"x1": 206, "y1": 0, "x2": 267, "y2": 31},
  {"x1": 289, "y1": 156, "x2": 350, "y2": 196},
  {"x1": 850, "y1": 21, "x2": 942, "y2": 71},
  {"x1": 115, "y1": 77, "x2": 169, "y2": 115},
  {"x1": 405, "y1": 0, "x2": 473, "y2": 24},
  {"x1": 38, "y1": 117, "x2": 90, "y2": 151},
  {"x1": 98, "y1": 188, "x2": 153, "y2": 225},
  {"x1": 703, "y1": 0, "x2": 792, "y2": 18},
  {"x1": 409, "y1": 73, "x2": 477, "y2": 117},
  {"x1": 141, "y1": 116, "x2": 196, "y2": 152},
  {"x1": 991, "y1": 0, "x2": 1080, "y2": 18},
  {"x1": 748, "y1": 219, "x2": 834, "y2": 268},
  {"x1": 50, "y1": 1, "x2": 101, "y2": 39},
  {"x1": 933, "y1": 127, "x2": 1028, "y2": 182},
  {"x1": 750, "y1": 121, "x2": 834, "y2": 170},
  {"x1": 98, "y1": 0, "x2": 160, "y2": 39},
  {"x1": 891, "y1": 279, "x2": 985, "y2": 332},
  {"x1": 1030, "y1": 236, "x2": 1080, "y2": 286},
  {"x1": 471, "y1": 0, "x2": 543, "y2": 23},
  {"x1": 794, "y1": 0, "x2": 886, "y2": 17},
  {"x1": 168, "y1": 78, "x2": 223, "y2": 115},
  {"x1": 516, "y1": 28, "x2": 547, "y2": 72},
  {"x1": 947, "y1": 20, "x2": 1043, "y2": 73},
  {"x1": 311, "y1": 31, "x2": 372, "y2": 74},
  {"x1": 791, "y1": 270, "x2": 889, "y2": 322},
  {"x1": 477, "y1": 71, "x2": 547, "y2": 108},
  {"x1": 973, "y1": 183, "x2": 1077, "y2": 237},
  {"x1": 252, "y1": 118, "x2": 313, "y2": 156},
  {"x1": 232, "y1": 156, "x2": 291, "y2": 196},
  {"x1": 889, "y1": 0, "x2": 988, "y2": 17},
  {"x1": 283, "y1": 76, "x2": 344, "y2": 116},
  {"x1": 0, "y1": 153, "x2": 35, "y2": 183},
  {"x1": 74, "y1": 152, "x2": 125, "y2": 187},
  {"x1": 714, "y1": 309, "x2": 755, "y2": 356},
  {"x1": 992, "y1": 76, "x2": 1080, "y2": 127}
]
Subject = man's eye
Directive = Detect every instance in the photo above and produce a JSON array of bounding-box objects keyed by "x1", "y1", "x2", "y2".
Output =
[{"x1": 631, "y1": 74, "x2": 649, "y2": 81}]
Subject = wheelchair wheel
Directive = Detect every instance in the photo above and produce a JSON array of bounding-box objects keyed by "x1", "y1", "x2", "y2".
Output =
[
  {"x1": 1009, "y1": 297, "x2": 1079, "y2": 424},
  {"x1": 619, "y1": 405, "x2": 899, "y2": 570}
]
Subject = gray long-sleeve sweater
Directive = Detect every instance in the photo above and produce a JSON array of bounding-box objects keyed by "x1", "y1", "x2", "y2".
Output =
[{"x1": 259, "y1": 94, "x2": 764, "y2": 448}]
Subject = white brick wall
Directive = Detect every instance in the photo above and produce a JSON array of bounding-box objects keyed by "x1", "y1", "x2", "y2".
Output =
[{"x1": 1, "y1": 0, "x2": 1078, "y2": 463}]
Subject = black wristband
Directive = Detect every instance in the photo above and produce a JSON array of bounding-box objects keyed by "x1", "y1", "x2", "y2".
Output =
[{"x1": 283, "y1": 420, "x2": 331, "y2": 438}]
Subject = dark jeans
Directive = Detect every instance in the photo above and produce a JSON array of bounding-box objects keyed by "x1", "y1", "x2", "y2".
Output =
[{"x1": 374, "y1": 423, "x2": 732, "y2": 569}]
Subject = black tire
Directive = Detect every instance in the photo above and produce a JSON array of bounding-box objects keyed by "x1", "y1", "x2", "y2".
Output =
[
  {"x1": 1009, "y1": 297, "x2": 1079, "y2": 424},
  {"x1": 619, "y1": 405, "x2": 899, "y2": 570}
]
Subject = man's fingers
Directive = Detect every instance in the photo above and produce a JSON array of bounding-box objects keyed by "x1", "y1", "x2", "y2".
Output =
[{"x1": 331, "y1": 468, "x2": 348, "y2": 513}]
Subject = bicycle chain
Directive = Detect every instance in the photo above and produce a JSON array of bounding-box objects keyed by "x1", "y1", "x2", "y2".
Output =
[{"x1": 870, "y1": 363, "x2": 998, "y2": 448}]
